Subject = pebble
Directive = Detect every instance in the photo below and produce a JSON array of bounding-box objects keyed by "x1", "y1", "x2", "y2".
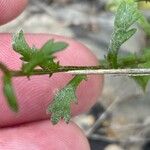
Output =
[{"x1": 104, "y1": 144, "x2": 124, "y2": 150}]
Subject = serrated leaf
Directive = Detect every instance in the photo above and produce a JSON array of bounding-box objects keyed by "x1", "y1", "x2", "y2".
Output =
[
  {"x1": 3, "y1": 74, "x2": 18, "y2": 112},
  {"x1": 107, "y1": 0, "x2": 141, "y2": 68},
  {"x1": 12, "y1": 30, "x2": 34, "y2": 61},
  {"x1": 47, "y1": 75, "x2": 86, "y2": 124},
  {"x1": 13, "y1": 31, "x2": 68, "y2": 74}
]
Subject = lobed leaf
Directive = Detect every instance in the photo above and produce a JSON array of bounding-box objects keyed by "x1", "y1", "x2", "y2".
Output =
[
  {"x1": 47, "y1": 75, "x2": 87, "y2": 124},
  {"x1": 12, "y1": 30, "x2": 34, "y2": 61},
  {"x1": 13, "y1": 30, "x2": 68, "y2": 74},
  {"x1": 107, "y1": 0, "x2": 141, "y2": 68}
]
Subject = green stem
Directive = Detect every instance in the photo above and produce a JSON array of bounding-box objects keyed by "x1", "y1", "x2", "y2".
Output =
[
  {"x1": 0, "y1": 52, "x2": 147, "y2": 78},
  {"x1": 10, "y1": 65, "x2": 103, "y2": 77}
]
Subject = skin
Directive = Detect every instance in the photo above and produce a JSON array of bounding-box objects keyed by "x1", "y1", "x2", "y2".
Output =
[{"x1": 0, "y1": 0, "x2": 103, "y2": 149}]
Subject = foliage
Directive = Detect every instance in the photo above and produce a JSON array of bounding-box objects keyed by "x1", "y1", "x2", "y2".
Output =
[
  {"x1": 47, "y1": 75, "x2": 86, "y2": 124},
  {"x1": 13, "y1": 30, "x2": 68, "y2": 74},
  {"x1": 105, "y1": 0, "x2": 150, "y2": 91},
  {"x1": 106, "y1": 0, "x2": 140, "y2": 69},
  {"x1": 0, "y1": 63, "x2": 19, "y2": 112},
  {"x1": 3, "y1": 74, "x2": 18, "y2": 112},
  {"x1": 0, "y1": 0, "x2": 150, "y2": 124}
]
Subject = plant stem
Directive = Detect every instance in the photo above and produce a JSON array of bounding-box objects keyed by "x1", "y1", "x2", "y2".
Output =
[
  {"x1": 10, "y1": 67, "x2": 150, "y2": 77},
  {"x1": 10, "y1": 65, "x2": 102, "y2": 77},
  {"x1": 0, "y1": 56, "x2": 150, "y2": 78}
]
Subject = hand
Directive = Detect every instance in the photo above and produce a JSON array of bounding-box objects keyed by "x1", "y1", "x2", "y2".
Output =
[{"x1": 0, "y1": 0, "x2": 103, "y2": 149}]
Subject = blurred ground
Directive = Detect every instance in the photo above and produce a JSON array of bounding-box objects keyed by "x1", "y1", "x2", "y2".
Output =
[{"x1": 1, "y1": 0, "x2": 150, "y2": 150}]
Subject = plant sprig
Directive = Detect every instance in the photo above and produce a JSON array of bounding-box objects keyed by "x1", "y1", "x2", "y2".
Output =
[
  {"x1": 0, "y1": 0, "x2": 150, "y2": 124},
  {"x1": 105, "y1": 0, "x2": 150, "y2": 91},
  {"x1": 47, "y1": 75, "x2": 87, "y2": 124},
  {"x1": 106, "y1": 0, "x2": 140, "y2": 69}
]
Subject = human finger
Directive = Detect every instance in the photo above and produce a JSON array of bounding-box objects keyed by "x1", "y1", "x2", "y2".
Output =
[
  {"x1": 0, "y1": 0, "x2": 28, "y2": 25},
  {"x1": 0, "y1": 33, "x2": 103, "y2": 127},
  {"x1": 0, "y1": 120, "x2": 90, "y2": 150}
]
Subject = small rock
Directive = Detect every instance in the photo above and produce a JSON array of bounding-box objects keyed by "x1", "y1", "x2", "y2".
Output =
[
  {"x1": 73, "y1": 114, "x2": 95, "y2": 130},
  {"x1": 105, "y1": 144, "x2": 124, "y2": 150}
]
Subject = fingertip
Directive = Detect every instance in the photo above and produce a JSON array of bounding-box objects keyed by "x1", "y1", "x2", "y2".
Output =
[
  {"x1": 0, "y1": 0, "x2": 28, "y2": 25},
  {"x1": 0, "y1": 121, "x2": 90, "y2": 150}
]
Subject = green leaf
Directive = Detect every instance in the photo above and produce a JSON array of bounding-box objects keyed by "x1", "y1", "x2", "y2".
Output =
[
  {"x1": 12, "y1": 30, "x2": 34, "y2": 61},
  {"x1": 117, "y1": 53, "x2": 140, "y2": 68},
  {"x1": 22, "y1": 51, "x2": 59, "y2": 74},
  {"x1": 106, "y1": 0, "x2": 141, "y2": 68},
  {"x1": 115, "y1": 47, "x2": 150, "y2": 91},
  {"x1": 132, "y1": 48, "x2": 150, "y2": 91},
  {"x1": 13, "y1": 31, "x2": 68, "y2": 74},
  {"x1": 133, "y1": 76, "x2": 150, "y2": 91},
  {"x1": 22, "y1": 51, "x2": 50, "y2": 73},
  {"x1": 41, "y1": 40, "x2": 68, "y2": 55},
  {"x1": 34, "y1": 40, "x2": 68, "y2": 73},
  {"x1": 133, "y1": 62, "x2": 150, "y2": 91},
  {"x1": 114, "y1": 1, "x2": 140, "y2": 30},
  {"x1": 47, "y1": 75, "x2": 86, "y2": 124},
  {"x1": 3, "y1": 74, "x2": 18, "y2": 112}
]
